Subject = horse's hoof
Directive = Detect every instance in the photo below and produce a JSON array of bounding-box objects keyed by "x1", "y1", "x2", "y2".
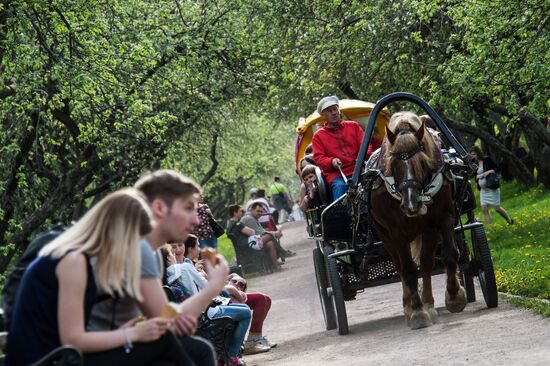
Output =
[
  {"x1": 425, "y1": 307, "x2": 438, "y2": 323},
  {"x1": 445, "y1": 287, "x2": 467, "y2": 313},
  {"x1": 409, "y1": 310, "x2": 432, "y2": 329}
]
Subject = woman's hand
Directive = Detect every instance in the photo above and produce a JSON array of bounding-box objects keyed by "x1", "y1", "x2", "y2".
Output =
[
  {"x1": 130, "y1": 317, "x2": 171, "y2": 342},
  {"x1": 120, "y1": 316, "x2": 146, "y2": 329}
]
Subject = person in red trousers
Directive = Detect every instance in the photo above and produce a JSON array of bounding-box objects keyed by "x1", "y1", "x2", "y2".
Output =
[{"x1": 226, "y1": 274, "x2": 277, "y2": 353}]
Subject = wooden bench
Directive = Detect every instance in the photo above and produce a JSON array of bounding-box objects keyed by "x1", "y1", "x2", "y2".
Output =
[{"x1": 227, "y1": 234, "x2": 271, "y2": 275}]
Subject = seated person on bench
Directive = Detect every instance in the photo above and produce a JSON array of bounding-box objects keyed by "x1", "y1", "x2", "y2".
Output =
[
  {"x1": 240, "y1": 203, "x2": 296, "y2": 264},
  {"x1": 6, "y1": 189, "x2": 190, "y2": 366},
  {"x1": 228, "y1": 204, "x2": 280, "y2": 270},
  {"x1": 312, "y1": 95, "x2": 372, "y2": 200},
  {"x1": 245, "y1": 189, "x2": 277, "y2": 230},
  {"x1": 160, "y1": 240, "x2": 259, "y2": 364}
]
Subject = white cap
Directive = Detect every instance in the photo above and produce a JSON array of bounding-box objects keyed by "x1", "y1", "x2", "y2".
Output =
[{"x1": 317, "y1": 95, "x2": 339, "y2": 114}]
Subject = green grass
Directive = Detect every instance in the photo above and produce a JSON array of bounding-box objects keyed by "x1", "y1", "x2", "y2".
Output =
[
  {"x1": 218, "y1": 234, "x2": 236, "y2": 265},
  {"x1": 472, "y1": 181, "x2": 550, "y2": 316}
]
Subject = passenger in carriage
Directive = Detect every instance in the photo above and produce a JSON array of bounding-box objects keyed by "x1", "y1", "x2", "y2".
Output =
[
  {"x1": 312, "y1": 95, "x2": 374, "y2": 200},
  {"x1": 299, "y1": 153, "x2": 316, "y2": 171},
  {"x1": 299, "y1": 164, "x2": 319, "y2": 212}
]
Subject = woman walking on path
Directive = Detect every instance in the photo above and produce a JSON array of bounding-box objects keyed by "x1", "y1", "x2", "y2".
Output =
[{"x1": 470, "y1": 146, "x2": 514, "y2": 226}]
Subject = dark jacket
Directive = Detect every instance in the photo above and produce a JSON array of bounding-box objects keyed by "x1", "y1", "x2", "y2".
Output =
[{"x1": 475, "y1": 157, "x2": 499, "y2": 190}]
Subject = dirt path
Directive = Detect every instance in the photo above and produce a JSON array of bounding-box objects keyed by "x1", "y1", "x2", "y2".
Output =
[{"x1": 243, "y1": 220, "x2": 550, "y2": 365}]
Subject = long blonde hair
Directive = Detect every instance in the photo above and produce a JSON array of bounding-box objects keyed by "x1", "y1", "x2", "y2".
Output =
[{"x1": 40, "y1": 188, "x2": 152, "y2": 301}]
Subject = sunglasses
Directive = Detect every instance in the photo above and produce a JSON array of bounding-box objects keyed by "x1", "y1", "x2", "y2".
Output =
[{"x1": 230, "y1": 278, "x2": 246, "y2": 289}]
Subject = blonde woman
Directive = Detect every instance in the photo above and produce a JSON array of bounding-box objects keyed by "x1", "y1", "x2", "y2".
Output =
[{"x1": 6, "y1": 189, "x2": 190, "y2": 366}]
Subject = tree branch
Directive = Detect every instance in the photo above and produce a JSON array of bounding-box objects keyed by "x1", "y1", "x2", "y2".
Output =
[
  {"x1": 0, "y1": 81, "x2": 17, "y2": 99},
  {"x1": 444, "y1": 117, "x2": 535, "y2": 185},
  {"x1": 200, "y1": 130, "x2": 219, "y2": 186}
]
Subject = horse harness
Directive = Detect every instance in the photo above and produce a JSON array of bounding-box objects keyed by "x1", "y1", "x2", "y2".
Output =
[{"x1": 364, "y1": 138, "x2": 452, "y2": 205}]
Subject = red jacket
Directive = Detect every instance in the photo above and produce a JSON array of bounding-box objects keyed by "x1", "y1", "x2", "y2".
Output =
[{"x1": 312, "y1": 120, "x2": 372, "y2": 184}]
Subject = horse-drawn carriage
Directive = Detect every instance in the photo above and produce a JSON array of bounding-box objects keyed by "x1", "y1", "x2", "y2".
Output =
[{"x1": 296, "y1": 92, "x2": 498, "y2": 335}]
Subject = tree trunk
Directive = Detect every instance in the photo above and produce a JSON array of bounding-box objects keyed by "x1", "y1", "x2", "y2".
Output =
[
  {"x1": 444, "y1": 117, "x2": 535, "y2": 185},
  {"x1": 519, "y1": 118, "x2": 550, "y2": 188},
  {"x1": 200, "y1": 131, "x2": 219, "y2": 186}
]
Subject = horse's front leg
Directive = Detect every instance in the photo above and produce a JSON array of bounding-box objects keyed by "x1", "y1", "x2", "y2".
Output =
[
  {"x1": 419, "y1": 232, "x2": 438, "y2": 323},
  {"x1": 440, "y1": 217, "x2": 466, "y2": 313},
  {"x1": 399, "y1": 249, "x2": 432, "y2": 329}
]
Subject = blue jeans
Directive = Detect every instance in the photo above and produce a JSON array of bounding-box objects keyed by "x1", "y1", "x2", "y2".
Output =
[
  {"x1": 331, "y1": 177, "x2": 351, "y2": 200},
  {"x1": 211, "y1": 303, "x2": 251, "y2": 356},
  {"x1": 199, "y1": 235, "x2": 218, "y2": 250}
]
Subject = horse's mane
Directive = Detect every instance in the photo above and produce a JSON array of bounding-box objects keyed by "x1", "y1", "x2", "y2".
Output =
[{"x1": 383, "y1": 112, "x2": 440, "y2": 182}]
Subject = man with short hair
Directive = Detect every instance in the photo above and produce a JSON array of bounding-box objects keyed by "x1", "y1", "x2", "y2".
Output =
[
  {"x1": 240, "y1": 202, "x2": 295, "y2": 268},
  {"x1": 88, "y1": 169, "x2": 229, "y2": 366},
  {"x1": 312, "y1": 95, "x2": 372, "y2": 200}
]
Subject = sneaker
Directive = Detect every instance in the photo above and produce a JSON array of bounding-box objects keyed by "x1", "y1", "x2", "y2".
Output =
[
  {"x1": 227, "y1": 356, "x2": 246, "y2": 366},
  {"x1": 258, "y1": 336, "x2": 277, "y2": 348},
  {"x1": 285, "y1": 250, "x2": 296, "y2": 257},
  {"x1": 243, "y1": 340, "x2": 271, "y2": 355}
]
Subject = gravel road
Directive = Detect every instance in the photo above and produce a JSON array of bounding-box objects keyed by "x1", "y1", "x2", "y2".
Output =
[{"x1": 243, "y1": 220, "x2": 550, "y2": 366}]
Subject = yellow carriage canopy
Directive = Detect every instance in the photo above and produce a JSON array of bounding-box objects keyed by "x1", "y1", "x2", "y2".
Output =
[{"x1": 295, "y1": 99, "x2": 390, "y2": 174}]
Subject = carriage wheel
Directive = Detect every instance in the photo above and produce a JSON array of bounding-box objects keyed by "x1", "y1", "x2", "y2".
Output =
[
  {"x1": 471, "y1": 225, "x2": 498, "y2": 308},
  {"x1": 313, "y1": 247, "x2": 336, "y2": 330},
  {"x1": 325, "y1": 246, "x2": 349, "y2": 335}
]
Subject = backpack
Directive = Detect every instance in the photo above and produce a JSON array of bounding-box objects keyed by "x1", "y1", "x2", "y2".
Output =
[{"x1": 1, "y1": 224, "x2": 65, "y2": 330}]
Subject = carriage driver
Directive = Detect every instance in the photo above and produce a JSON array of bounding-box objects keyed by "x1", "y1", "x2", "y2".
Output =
[{"x1": 312, "y1": 96, "x2": 374, "y2": 200}]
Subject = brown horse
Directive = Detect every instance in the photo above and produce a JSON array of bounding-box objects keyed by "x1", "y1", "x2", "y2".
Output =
[{"x1": 369, "y1": 112, "x2": 466, "y2": 329}]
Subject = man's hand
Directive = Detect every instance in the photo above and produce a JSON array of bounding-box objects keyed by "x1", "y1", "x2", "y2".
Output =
[
  {"x1": 273, "y1": 230, "x2": 283, "y2": 240},
  {"x1": 172, "y1": 313, "x2": 198, "y2": 337},
  {"x1": 331, "y1": 158, "x2": 342, "y2": 169}
]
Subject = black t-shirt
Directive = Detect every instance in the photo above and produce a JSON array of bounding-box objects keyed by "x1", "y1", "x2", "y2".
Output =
[{"x1": 227, "y1": 219, "x2": 249, "y2": 247}]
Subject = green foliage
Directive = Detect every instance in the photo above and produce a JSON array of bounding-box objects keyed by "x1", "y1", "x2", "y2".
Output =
[
  {"x1": 1, "y1": 0, "x2": 548, "y2": 275},
  {"x1": 0, "y1": 0, "x2": 288, "y2": 271}
]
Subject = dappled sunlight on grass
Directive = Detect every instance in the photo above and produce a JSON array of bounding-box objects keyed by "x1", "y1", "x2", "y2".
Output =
[{"x1": 474, "y1": 181, "x2": 549, "y2": 303}]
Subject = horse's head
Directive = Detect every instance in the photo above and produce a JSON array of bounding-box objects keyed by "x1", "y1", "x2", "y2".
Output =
[{"x1": 384, "y1": 112, "x2": 437, "y2": 217}]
